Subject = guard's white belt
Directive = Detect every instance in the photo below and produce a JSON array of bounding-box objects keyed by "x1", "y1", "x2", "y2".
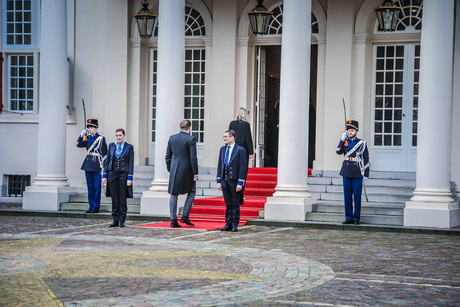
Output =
[
  {"x1": 88, "y1": 152, "x2": 101, "y2": 157},
  {"x1": 344, "y1": 157, "x2": 360, "y2": 161}
]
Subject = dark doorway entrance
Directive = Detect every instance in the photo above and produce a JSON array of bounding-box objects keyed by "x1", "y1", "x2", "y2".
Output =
[{"x1": 259, "y1": 45, "x2": 317, "y2": 168}]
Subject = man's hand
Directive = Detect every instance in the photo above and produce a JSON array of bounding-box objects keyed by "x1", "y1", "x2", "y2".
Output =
[
  {"x1": 236, "y1": 185, "x2": 243, "y2": 192},
  {"x1": 341, "y1": 132, "x2": 347, "y2": 141},
  {"x1": 217, "y1": 183, "x2": 222, "y2": 191},
  {"x1": 194, "y1": 176, "x2": 199, "y2": 182},
  {"x1": 249, "y1": 154, "x2": 254, "y2": 160},
  {"x1": 81, "y1": 129, "x2": 87, "y2": 137},
  {"x1": 363, "y1": 177, "x2": 368, "y2": 184},
  {"x1": 102, "y1": 178, "x2": 107, "y2": 185},
  {"x1": 127, "y1": 180, "x2": 132, "y2": 186}
]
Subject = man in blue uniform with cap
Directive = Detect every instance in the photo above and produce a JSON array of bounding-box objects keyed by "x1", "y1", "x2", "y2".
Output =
[
  {"x1": 336, "y1": 120, "x2": 369, "y2": 225},
  {"x1": 77, "y1": 119, "x2": 107, "y2": 213}
]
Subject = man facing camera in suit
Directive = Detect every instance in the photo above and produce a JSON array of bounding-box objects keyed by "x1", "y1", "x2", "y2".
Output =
[
  {"x1": 166, "y1": 119, "x2": 199, "y2": 228},
  {"x1": 102, "y1": 128, "x2": 134, "y2": 228},
  {"x1": 217, "y1": 130, "x2": 248, "y2": 232}
]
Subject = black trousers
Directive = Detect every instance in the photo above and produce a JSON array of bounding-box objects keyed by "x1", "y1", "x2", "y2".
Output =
[
  {"x1": 221, "y1": 180, "x2": 241, "y2": 227},
  {"x1": 108, "y1": 171, "x2": 128, "y2": 224}
]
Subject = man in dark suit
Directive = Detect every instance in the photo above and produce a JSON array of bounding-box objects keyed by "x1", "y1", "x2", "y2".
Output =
[
  {"x1": 166, "y1": 119, "x2": 199, "y2": 227},
  {"x1": 336, "y1": 120, "x2": 369, "y2": 225},
  {"x1": 102, "y1": 128, "x2": 134, "y2": 228},
  {"x1": 76, "y1": 119, "x2": 107, "y2": 213},
  {"x1": 217, "y1": 129, "x2": 248, "y2": 232},
  {"x1": 229, "y1": 107, "x2": 254, "y2": 206}
]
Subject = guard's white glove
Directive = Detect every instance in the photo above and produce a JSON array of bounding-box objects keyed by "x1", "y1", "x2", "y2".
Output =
[
  {"x1": 363, "y1": 177, "x2": 368, "y2": 183},
  {"x1": 341, "y1": 132, "x2": 347, "y2": 141},
  {"x1": 81, "y1": 129, "x2": 87, "y2": 137}
]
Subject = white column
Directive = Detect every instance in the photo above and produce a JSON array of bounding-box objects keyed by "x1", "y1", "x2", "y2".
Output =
[
  {"x1": 141, "y1": 0, "x2": 185, "y2": 215},
  {"x1": 265, "y1": 0, "x2": 314, "y2": 221},
  {"x1": 23, "y1": 0, "x2": 76, "y2": 211},
  {"x1": 312, "y1": 35, "x2": 326, "y2": 172},
  {"x1": 404, "y1": 0, "x2": 459, "y2": 228}
]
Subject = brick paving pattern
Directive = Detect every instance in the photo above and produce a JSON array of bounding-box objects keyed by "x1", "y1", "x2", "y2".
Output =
[{"x1": 0, "y1": 216, "x2": 459, "y2": 306}]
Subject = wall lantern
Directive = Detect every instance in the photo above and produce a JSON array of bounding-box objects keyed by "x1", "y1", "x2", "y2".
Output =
[
  {"x1": 135, "y1": 2, "x2": 157, "y2": 37},
  {"x1": 375, "y1": 0, "x2": 403, "y2": 32},
  {"x1": 248, "y1": 0, "x2": 273, "y2": 35}
]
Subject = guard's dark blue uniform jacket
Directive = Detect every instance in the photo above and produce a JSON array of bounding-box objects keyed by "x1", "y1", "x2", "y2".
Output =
[
  {"x1": 336, "y1": 137, "x2": 369, "y2": 178},
  {"x1": 76, "y1": 133, "x2": 108, "y2": 172},
  {"x1": 217, "y1": 144, "x2": 248, "y2": 186}
]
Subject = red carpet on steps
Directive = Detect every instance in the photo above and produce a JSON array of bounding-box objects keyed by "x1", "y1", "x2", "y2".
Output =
[{"x1": 135, "y1": 167, "x2": 310, "y2": 230}]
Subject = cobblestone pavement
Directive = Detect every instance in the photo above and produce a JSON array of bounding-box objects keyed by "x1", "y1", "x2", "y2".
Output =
[{"x1": 0, "y1": 216, "x2": 459, "y2": 306}]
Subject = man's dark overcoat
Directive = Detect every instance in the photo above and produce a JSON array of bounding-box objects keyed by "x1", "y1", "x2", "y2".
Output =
[{"x1": 166, "y1": 131, "x2": 198, "y2": 195}]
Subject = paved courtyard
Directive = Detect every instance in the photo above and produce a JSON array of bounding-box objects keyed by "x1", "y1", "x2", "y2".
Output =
[{"x1": 0, "y1": 215, "x2": 459, "y2": 306}]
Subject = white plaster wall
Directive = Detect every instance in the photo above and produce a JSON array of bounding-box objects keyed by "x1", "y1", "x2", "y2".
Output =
[
  {"x1": 0, "y1": 124, "x2": 38, "y2": 193},
  {"x1": 201, "y1": 1, "x2": 238, "y2": 167},
  {"x1": 451, "y1": 1, "x2": 460, "y2": 193},
  {"x1": 321, "y1": 0, "x2": 356, "y2": 173},
  {"x1": 66, "y1": 0, "x2": 128, "y2": 188}
]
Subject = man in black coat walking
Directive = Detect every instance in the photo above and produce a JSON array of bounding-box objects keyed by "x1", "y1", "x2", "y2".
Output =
[{"x1": 166, "y1": 120, "x2": 199, "y2": 227}]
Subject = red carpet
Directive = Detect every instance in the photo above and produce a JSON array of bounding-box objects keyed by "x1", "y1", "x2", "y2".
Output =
[{"x1": 135, "y1": 168, "x2": 311, "y2": 230}]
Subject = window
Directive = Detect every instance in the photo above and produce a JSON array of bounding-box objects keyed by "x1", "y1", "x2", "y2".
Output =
[
  {"x1": 184, "y1": 49, "x2": 205, "y2": 142},
  {"x1": 6, "y1": 174, "x2": 30, "y2": 197},
  {"x1": 150, "y1": 5, "x2": 206, "y2": 143},
  {"x1": 8, "y1": 54, "x2": 34, "y2": 112},
  {"x1": 4, "y1": 0, "x2": 33, "y2": 46},
  {"x1": 267, "y1": 5, "x2": 319, "y2": 35},
  {"x1": 2, "y1": 0, "x2": 39, "y2": 114}
]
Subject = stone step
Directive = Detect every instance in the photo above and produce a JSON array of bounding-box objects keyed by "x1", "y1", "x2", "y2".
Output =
[
  {"x1": 312, "y1": 201, "x2": 404, "y2": 216},
  {"x1": 306, "y1": 212, "x2": 404, "y2": 226},
  {"x1": 325, "y1": 185, "x2": 413, "y2": 195},
  {"x1": 318, "y1": 191, "x2": 411, "y2": 203},
  {"x1": 60, "y1": 203, "x2": 140, "y2": 214},
  {"x1": 68, "y1": 194, "x2": 141, "y2": 205}
]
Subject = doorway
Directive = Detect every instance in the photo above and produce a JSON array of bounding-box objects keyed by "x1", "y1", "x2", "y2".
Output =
[{"x1": 255, "y1": 45, "x2": 317, "y2": 168}]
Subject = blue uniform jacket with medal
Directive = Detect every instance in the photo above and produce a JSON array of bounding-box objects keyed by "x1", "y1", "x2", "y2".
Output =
[
  {"x1": 76, "y1": 133, "x2": 108, "y2": 172},
  {"x1": 336, "y1": 137, "x2": 370, "y2": 179},
  {"x1": 103, "y1": 142, "x2": 134, "y2": 198},
  {"x1": 217, "y1": 144, "x2": 248, "y2": 186}
]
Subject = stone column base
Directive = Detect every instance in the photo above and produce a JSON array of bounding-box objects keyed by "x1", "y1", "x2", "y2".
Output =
[
  {"x1": 23, "y1": 186, "x2": 77, "y2": 211},
  {"x1": 404, "y1": 201, "x2": 460, "y2": 228},
  {"x1": 140, "y1": 191, "x2": 187, "y2": 217},
  {"x1": 265, "y1": 196, "x2": 315, "y2": 221}
]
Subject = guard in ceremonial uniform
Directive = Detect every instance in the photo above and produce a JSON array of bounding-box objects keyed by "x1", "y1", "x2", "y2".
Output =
[
  {"x1": 77, "y1": 119, "x2": 107, "y2": 213},
  {"x1": 336, "y1": 120, "x2": 369, "y2": 225},
  {"x1": 217, "y1": 130, "x2": 248, "y2": 232}
]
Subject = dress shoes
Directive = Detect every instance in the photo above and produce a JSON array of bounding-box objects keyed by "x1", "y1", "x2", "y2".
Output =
[
  {"x1": 91, "y1": 209, "x2": 99, "y2": 213},
  {"x1": 119, "y1": 224, "x2": 125, "y2": 228},
  {"x1": 342, "y1": 220, "x2": 354, "y2": 224},
  {"x1": 219, "y1": 225, "x2": 231, "y2": 231},
  {"x1": 180, "y1": 216, "x2": 194, "y2": 226},
  {"x1": 353, "y1": 221, "x2": 360, "y2": 225},
  {"x1": 231, "y1": 226, "x2": 238, "y2": 232},
  {"x1": 85, "y1": 209, "x2": 92, "y2": 213},
  {"x1": 108, "y1": 223, "x2": 119, "y2": 228},
  {"x1": 171, "y1": 220, "x2": 181, "y2": 228}
]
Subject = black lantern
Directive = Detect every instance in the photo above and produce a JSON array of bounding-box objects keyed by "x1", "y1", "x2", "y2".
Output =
[
  {"x1": 375, "y1": 0, "x2": 403, "y2": 32},
  {"x1": 248, "y1": 0, "x2": 273, "y2": 35},
  {"x1": 135, "y1": 2, "x2": 157, "y2": 37}
]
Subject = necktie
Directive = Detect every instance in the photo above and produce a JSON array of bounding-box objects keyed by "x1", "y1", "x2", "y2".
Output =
[
  {"x1": 116, "y1": 144, "x2": 122, "y2": 158},
  {"x1": 225, "y1": 146, "x2": 230, "y2": 166}
]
